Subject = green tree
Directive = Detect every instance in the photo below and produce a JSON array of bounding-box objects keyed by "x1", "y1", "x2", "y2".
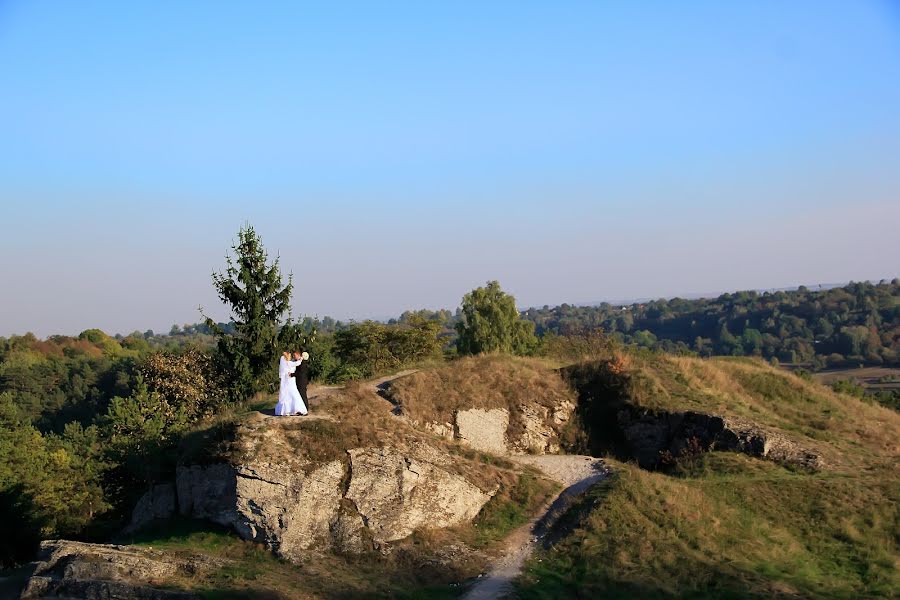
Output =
[
  {"x1": 103, "y1": 376, "x2": 189, "y2": 487},
  {"x1": 203, "y1": 225, "x2": 294, "y2": 400},
  {"x1": 456, "y1": 281, "x2": 537, "y2": 355},
  {"x1": 139, "y1": 348, "x2": 224, "y2": 419}
]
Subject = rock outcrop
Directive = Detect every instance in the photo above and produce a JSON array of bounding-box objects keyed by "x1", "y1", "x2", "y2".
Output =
[
  {"x1": 145, "y1": 441, "x2": 497, "y2": 563},
  {"x1": 176, "y1": 459, "x2": 347, "y2": 557},
  {"x1": 346, "y1": 446, "x2": 494, "y2": 542},
  {"x1": 126, "y1": 483, "x2": 176, "y2": 533},
  {"x1": 409, "y1": 400, "x2": 576, "y2": 456},
  {"x1": 20, "y1": 540, "x2": 201, "y2": 599},
  {"x1": 618, "y1": 409, "x2": 823, "y2": 470}
]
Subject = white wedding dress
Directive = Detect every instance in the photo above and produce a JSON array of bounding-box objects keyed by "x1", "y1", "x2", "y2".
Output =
[{"x1": 275, "y1": 356, "x2": 308, "y2": 416}]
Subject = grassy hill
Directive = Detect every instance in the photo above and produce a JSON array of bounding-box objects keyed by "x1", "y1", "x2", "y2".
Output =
[{"x1": 517, "y1": 353, "x2": 900, "y2": 599}]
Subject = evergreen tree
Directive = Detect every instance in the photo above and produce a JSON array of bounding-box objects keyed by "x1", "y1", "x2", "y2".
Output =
[
  {"x1": 456, "y1": 281, "x2": 537, "y2": 355},
  {"x1": 203, "y1": 225, "x2": 294, "y2": 400}
]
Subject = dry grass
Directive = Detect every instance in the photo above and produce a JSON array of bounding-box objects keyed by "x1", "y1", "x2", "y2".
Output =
[
  {"x1": 128, "y1": 517, "x2": 469, "y2": 599},
  {"x1": 386, "y1": 354, "x2": 578, "y2": 442},
  {"x1": 599, "y1": 353, "x2": 900, "y2": 471},
  {"x1": 519, "y1": 351, "x2": 900, "y2": 599},
  {"x1": 519, "y1": 454, "x2": 899, "y2": 599}
]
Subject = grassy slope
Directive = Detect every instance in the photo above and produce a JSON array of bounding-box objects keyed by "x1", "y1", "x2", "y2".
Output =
[
  {"x1": 605, "y1": 353, "x2": 897, "y2": 469},
  {"x1": 518, "y1": 354, "x2": 900, "y2": 599},
  {"x1": 386, "y1": 354, "x2": 577, "y2": 442}
]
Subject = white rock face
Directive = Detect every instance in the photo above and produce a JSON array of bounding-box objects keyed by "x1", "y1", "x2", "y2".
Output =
[
  {"x1": 455, "y1": 408, "x2": 509, "y2": 454},
  {"x1": 512, "y1": 404, "x2": 557, "y2": 455},
  {"x1": 170, "y1": 444, "x2": 496, "y2": 561},
  {"x1": 175, "y1": 460, "x2": 347, "y2": 558},
  {"x1": 418, "y1": 399, "x2": 576, "y2": 456},
  {"x1": 424, "y1": 420, "x2": 455, "y2": 440},
  {"x1": 346, "y1": 447, "x2": 494, "y2": 542}
]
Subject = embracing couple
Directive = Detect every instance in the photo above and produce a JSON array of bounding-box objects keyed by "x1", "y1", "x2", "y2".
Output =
[{"x1": 276, "y1": 349, "x2": 310, "y2": 416}]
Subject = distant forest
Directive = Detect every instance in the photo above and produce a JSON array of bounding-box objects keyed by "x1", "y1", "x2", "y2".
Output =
[
  {"x1": 524, "y1": 279, "x2": 900, "y2": 368},
  {"x1": 157, "y1": 279, "x2": 900, "y2": 369}
]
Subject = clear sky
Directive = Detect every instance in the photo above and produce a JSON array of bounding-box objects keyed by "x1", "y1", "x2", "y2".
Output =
[{"x1": 2, "y1": 1, "x2": 899, "y2": 337}]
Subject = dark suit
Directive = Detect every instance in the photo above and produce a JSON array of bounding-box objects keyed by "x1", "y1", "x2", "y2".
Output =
[{"x1": 293, "y1": 360, "x2": 310, "y2": 408}]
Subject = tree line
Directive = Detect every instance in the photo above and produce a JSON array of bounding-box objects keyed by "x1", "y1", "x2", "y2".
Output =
[{"x1": 522, "y1": 280, "x2": 899, "y2": 368}]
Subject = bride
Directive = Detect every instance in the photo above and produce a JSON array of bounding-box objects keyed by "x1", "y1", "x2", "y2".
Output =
[{"x1": 275, "y1": 351, "x2": 308, "y2": 416}]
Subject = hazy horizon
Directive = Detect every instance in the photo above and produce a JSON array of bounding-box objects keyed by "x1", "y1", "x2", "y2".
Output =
[
  {"x1": 4, "y1": 276, "x2": 898, "y2": 339},
  {"x1": 3, "y1": 2, "x2": 899, "y2": 338}
]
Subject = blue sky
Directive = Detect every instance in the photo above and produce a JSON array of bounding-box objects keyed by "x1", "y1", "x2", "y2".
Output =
[{"x1": 2, "y1": 1, "x2": 899, "y2": 336}]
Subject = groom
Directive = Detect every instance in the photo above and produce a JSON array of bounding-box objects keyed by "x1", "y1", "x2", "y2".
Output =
[{"x1": 290, "y1": 349, "x2": 310, "y2": 412}]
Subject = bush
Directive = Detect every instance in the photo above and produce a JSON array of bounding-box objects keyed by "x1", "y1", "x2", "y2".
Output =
[
  {"x1": 333, "y1": 318, "x2": 442, "y2": 379},
  {"x1": 139, "y1": 348, "x2": 225, "y2": 419},
  {"x1": 540, "y1": 329, "x2": 618, "y2": 362},
  {"x1": 831, "y1": 379, "x2": 865, "y2": 398}
]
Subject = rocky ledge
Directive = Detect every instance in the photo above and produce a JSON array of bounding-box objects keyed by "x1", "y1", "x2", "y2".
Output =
[
  {"x1": 619, "y1": 408, "x2": 824, "y2": 470},
  {"x1": 130, "y1": 438, "x2": 498, "y2": 563},
  {"x1": 20, "y1": 540, "x2": 204, "y2": 599},
  {"x1": 404, "y1": 401, "x2": 576, "y2": 456}
]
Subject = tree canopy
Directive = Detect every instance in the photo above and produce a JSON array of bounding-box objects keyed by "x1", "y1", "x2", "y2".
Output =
[{"x1": 456, "y1": 281, "x2": 537, "y2": 356}]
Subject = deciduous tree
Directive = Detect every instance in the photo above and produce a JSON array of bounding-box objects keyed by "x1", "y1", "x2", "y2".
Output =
[{"x1": 456, "y1": 281, "x2": 537, "y2": 355}]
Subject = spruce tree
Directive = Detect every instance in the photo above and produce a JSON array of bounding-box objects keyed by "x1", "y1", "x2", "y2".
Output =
[{"x1": 203, "y1": 225, "x2": 294, "y2": 400}]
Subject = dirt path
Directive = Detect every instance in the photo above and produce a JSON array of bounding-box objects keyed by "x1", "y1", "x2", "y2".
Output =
[
  {"x1": 462, "y1": 455, "x2": 609, "y2": 600},
  {"x1": 252, "y1": 369, "x2": 419, "y2": 422}
]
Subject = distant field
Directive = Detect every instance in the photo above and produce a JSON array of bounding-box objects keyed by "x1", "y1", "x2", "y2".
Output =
[{"x1": 812, "y1": 367, "x2": 900, "y2": 391}]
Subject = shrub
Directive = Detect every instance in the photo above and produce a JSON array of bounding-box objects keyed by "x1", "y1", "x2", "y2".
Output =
[{"x1": 139, "y1": 348, "x2": 225, "y2": 419}]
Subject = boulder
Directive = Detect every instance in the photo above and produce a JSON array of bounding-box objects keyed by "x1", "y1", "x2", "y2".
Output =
[
  {"x1": 175, "y1": 460, "x2": 347, "y2": 560},
  {"x1": 346, "y1": 446, "x2": 495, "y2": 542},
  {"x1": 173, "y1": 444, "x2": 496, "y2": 560},
  {"x1": 20, "y1": 540, "x2": 201, "y2": 599}
]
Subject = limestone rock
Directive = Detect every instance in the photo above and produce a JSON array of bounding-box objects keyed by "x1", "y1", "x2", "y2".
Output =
[
  {"x1": 172, "y1": 443, "x2": 495, "y2": 559},
  {"x1": 20, "y1": 540, "x2": 201, "y2": 599},
  {"x1": 551, "y1": 399, "x2": 576, "y2": 425},
  {"x1": 346, "y1": 446, "x2": 495, "y2": 543},
  {"x1": 424, "y1": 420, "x2": 455, "y2": 440},
  {"x1": 175, "y1": 460, "x2": 347, "y2": 560},
  {"x1": 455, "y1": 408, "x2": 509, "y2": 454},
  {"x1": 126, "y1": 483, "x2": 176, "y2": 534},
  {"x1": 175, "y1": 463, "x2": 237, "y2": 522},
  {"x1": 511, "y1": 404, "x2": 559, "y2": 455},
  {"x1": 619, "y1": 409, "x2": 823, "y2": 470},
  {"x1": 330, "y1": 499, "x2": 372, "y2": 554}
]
